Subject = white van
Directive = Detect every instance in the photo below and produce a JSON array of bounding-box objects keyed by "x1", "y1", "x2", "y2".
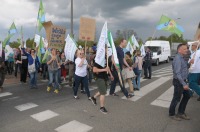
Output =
[{"x1": 144, "y1": 40, "x2": 171, "y2": 66}]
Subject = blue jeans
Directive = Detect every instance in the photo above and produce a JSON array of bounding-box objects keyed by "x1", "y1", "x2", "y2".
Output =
[
  {"x1": 132, "y1": 70, "x2": 142, "y2": 89},
  {"x1": 74, "y1": 75, "x2": 90, "y2": 98},
  {"x1": 57, "y1": 68, "x2": 61, "y2": 84},
  {"x1": 169, "y1": 79, "x2": 190, "y2": 116},
  {"x1": 109, "y1": 70, "x2": 129, "y2": 97},
  {"x1": 48, "y1": 70, "x2": 59, "y2": 90},
  {"x1": 29, "y1": 72, "x2": 37, "y2": 88},
  {"x1": 189, "y1": 73, "x2": 200, "y2": 96}
]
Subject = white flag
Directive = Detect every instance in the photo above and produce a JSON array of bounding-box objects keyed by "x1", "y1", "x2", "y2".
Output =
[
  {"x1": 95, "y1": 22, "x2": 107, "y2": 67},
  {"x1": 108, "y1": 31, "x2": 120, "y2": 69},
  {"x1": 64, "y1": 34, "x2": 77, "y2": 62},
  {"x1": 0, "y1": 42, "x2": 2, "y2": 57},
  {"x1": 126, "y1": 34, "x2": 139, "y2": 55},
  {"x1": 34, "y1": 34, "x2": 40, "y2": 47},
  {"x1": 5, "y1": 45, "x2": 14, "y2": 61},
  {"x1": 140, "y1": 44, "x2": 146, "y2": 57}
]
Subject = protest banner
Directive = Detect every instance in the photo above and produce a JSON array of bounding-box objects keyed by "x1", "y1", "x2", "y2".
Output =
[
  {"x1": 43, "y1": 21, "x2": 66, "y2": 49},
  {"x1": 79, "y1": 17, "x2": 96, "y2": 54},
  {"x1": 79, "y1": 17, "x2": 96, "y2": 41}
]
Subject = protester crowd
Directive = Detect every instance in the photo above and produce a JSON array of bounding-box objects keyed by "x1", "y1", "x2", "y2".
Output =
[{"x1": 0, "y1": 40, "x2": 200, "y2": 115}]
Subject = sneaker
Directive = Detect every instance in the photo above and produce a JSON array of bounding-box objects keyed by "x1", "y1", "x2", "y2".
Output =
[
  {"x1": 91, "y1": 97, "x2": 97, "y2": 105},
  {"x1": 177, "y1": 114, "x2": 190, "y2": 120},
  {"x1": 47, "y1": 87, "x2": 51, "y2": 92},
  {"x1": 74, "y1": 96, "x2": 79, "y2": 99},
  {"x1": 169, "y1": 115, "x2": 182, "y2": 121},
  {"x1": 81, "y1": 90, "x2": 86, "y2": 94},
  {"x1": 54, "y1": 89, "x2": 59, "y2": 94},
  {"x1": 127, "y1": 94, "x2": 134, "y2": 99},
  {"x1": 100, "y1": 107, "x2": 108, "y2": 114},
  {"x1": 129, "y1": 92, "x2": 135, "y2": 96}
]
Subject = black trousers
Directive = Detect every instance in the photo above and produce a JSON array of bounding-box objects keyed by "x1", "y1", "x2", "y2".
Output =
[
  {"x1": 20, "y1": 66, "x2": 28, "y2": 83},
  {"x1": 144, "y1": 60, "x2": 152, "y2": 78},
  {"x1": 0, "y1": 70, "x2": 6, "y2": 87},
  {"x1": 169, "y1": 79, "x2": 190, "y2": 116},
  {"x1": 109, "y1": 70, "x2": 129, "y2": 97}
]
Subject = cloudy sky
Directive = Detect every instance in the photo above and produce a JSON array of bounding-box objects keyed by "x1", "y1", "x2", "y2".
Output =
[{"x1": 0, "y1": 0, "x2": 199, "y2": 42}]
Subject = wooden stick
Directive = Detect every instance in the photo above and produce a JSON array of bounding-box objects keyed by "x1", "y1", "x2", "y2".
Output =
[
  {"x1": 32, "y1": 20, "x2": 38, "y2": 49},
  {"x1": 85, "y1": 40, "x2": 87, "y2": 55}
]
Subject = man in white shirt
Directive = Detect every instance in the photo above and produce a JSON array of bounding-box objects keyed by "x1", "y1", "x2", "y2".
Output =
[{"x1": 188, "y1": 42, "x2": 200, "y2": 101}]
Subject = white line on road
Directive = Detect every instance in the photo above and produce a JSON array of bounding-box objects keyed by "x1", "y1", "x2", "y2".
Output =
[
  {"x1": 15, "y1": 103, "x2": 38, "y2": 111},
  {"x1": 30, "y1": 110, "x2": 59, "y2": 122},
  {"x1": 152, "y1": 73, "x2": 173, "y2": 78},
  {"x1": 122, "y1": 77, "x2": 171, "y2": 101},
  {"x1": 55, "y1": 120, "x2": 93, "y2": 132},
  {"x1": 151, "y1": 86, "x2": 173, "y2": 108},
  {"x1": 0, "y1": 92, "x2": 13, "y2": 98},
  {"x1": 2, "y1": 96, "x2": 19, "y2": 101}
]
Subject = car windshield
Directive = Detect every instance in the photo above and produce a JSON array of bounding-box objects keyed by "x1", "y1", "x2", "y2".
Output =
[{"x1": 148, "y1": 46, "x2": 161, "y2": 52}]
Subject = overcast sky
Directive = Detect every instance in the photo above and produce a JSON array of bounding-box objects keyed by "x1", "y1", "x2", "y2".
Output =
[{"x1": 0, "y1": 0, "x2": 200, "y2": 42}]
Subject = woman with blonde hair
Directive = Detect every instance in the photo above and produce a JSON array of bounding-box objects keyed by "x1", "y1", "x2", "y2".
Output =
[{"x1": 133, "y1": 50, "x2": 143, "y2": 90}]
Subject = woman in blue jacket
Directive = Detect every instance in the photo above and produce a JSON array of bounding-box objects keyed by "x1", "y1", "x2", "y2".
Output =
[{"x1": 22, "y1": 48, "x2": 40, "y2": 89}]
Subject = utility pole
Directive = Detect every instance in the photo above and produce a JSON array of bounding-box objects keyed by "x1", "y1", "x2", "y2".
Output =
[{"x1": 70, "y1": 0, "x2": 74, "y2": 37}]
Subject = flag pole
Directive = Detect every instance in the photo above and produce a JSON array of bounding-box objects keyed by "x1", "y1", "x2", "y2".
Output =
[{"x1": 149, "y1": 29, "x2": 157, "y2": 45}]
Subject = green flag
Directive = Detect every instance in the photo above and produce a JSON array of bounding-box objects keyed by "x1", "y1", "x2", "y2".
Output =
[
  {"x1": 2, "y1": 34, "x2": 13, "y2": 48},
  {"x1": 156, "y1": 15, "x2": 184, "y2": 37},
  {"x1": 37, "y1": 36, "x2": 44, "y2": 62},
  {"x1": 8, "y1": 22, "x2": 17, "y2": 35},
  {"x1": 37, "y1": 0, "x2": 45, "y2": 32},
  {"x1": 42, "y1": 49, "x2": 50, "y2": 63}
]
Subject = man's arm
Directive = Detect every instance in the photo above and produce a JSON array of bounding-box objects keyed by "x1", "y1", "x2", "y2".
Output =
[{"x1": 174, "y1": 57, "x2": 187, "y2": 87}]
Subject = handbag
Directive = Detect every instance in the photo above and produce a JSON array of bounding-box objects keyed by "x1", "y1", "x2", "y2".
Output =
[
  {"x1": 122, "y1": 67, "x2": 135, "y2": 80},
  {"x1": 28, "y1": 59, "x2": 36, "y2": 73}
]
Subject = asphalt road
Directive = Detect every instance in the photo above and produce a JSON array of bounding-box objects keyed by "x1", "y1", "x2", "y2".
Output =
[{"x1": 0, "y1": 60, "x2": 200, "y2": 132}]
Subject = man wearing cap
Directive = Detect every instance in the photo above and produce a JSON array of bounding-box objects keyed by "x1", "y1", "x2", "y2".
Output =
[{"x1": 188, "y1": 42, "x2": 200, "y2": 101}]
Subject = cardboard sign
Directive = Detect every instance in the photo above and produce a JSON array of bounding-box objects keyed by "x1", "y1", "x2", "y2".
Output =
[
  {"x1": 79, "y1": 17, "x2": 96, "y2": 41},
  {"x1": 43, "y1": 21, "x2": 66, "y2": 49}
]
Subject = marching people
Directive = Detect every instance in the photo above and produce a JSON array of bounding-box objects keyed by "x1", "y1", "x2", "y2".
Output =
[
  {"x1": 143, "y1": 47, "x2": 152, "y2": 79},
  {"x1": 132, "y1": 50, "x2": 143, "y2": 91},
  {"x1": 188, "y1": 42, "x2": 200, "y2": 101},
  {"x1": 46, "y1": 48, "x2": 60, "y2": 94},
  {"x1": 16, "y1": 49, "x2": 28, "y2": 83},
  {"x1": 109, "y1": 38, "x2": 134, "y2": 98},
  {"x1": 7, "y1": 52, "x2": 14, "y2": 75},
  {"x1": 91, "y1": 45, "x2": 114, "y2": 114},
  {"x1": 169, "y1": 44, "x2": 191, "y2": 121},
  {"x1": 60, "y1": 52, "x2": 67, "y2": 82},
  {"x1": 123, "y1": 51, "x2": 135, "y2": 95},
  {"x1": 22, "y1": 47, "x2": 40, "y2": 89},
  {"x1": 73, "y1": 49, "x2": 93, "y2": 100},
  {"x1": 0, "y1": 48, "x2": 6, "y2": 92}
]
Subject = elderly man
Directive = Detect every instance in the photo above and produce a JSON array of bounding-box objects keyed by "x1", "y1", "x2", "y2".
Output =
[
  {"x1": 169, "y1": 44, "x2": 191, "y2": 121},
  {"x1": 188, "y1": 42, "x2": 200, "y2": 101}
]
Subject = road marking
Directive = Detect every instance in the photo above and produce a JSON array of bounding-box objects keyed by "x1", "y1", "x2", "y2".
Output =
[
  {"x1": 122, "y1": 77, "x2": 171, "y2": 101},
  {"x1": 153, "y1": 73, "x2": 173, "y2": 77},
  {"x1": 31, "y1": 110, "x2": 59, "y2": 122},
  {"x1": 0, "y1": 92, "x2": 13, "y2": 98},
  {"x1": 151, "y1": 86, "x2": 173, "y2": 108},
  {"x1": 2, "y1": 96, "x2": 19, "y2": 101},
  {"x1": 55, "y1": 120, "x2": 93, "y2": 132},
  {"x1": 15, "y1": 103, "x2": 38, "y2": 111},
  {"x1": 153, "y1": 71, "x2": 172, "y2": 75}
]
